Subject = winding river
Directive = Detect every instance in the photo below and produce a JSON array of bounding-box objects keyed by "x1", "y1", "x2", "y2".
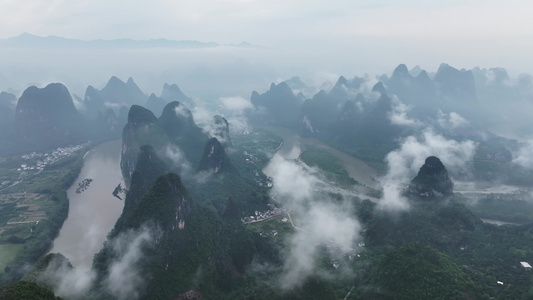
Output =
[
  {"x1": 49, "y1": 140, "x2": 124, "y2": 269},
  {"x1": 261, "y1": 126, "x2": 379, "y2": 188}
]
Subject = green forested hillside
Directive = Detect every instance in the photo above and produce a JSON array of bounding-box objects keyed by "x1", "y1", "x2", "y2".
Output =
[
  {"x1": 0, "y1": 281, "x2": 60, "y2": 300},
  {"x1": 363, "y1": 243, "x2": 475, "y2": 300}
]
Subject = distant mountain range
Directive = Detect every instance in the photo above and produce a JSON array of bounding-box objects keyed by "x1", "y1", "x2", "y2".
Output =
[{"x1": 0, "y1": 33, "x2": 258, "y2": 49}]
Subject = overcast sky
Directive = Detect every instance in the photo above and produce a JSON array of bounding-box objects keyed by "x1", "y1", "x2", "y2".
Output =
[
  {"x1": 2, "y1": 0, "x2": 533, "y2": 90},
  {"x1": 2, "y1": 1, "x2": 531, "y2": 42}
]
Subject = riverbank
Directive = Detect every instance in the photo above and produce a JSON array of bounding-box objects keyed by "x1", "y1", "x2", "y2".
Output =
[
  {"x1": 260, "y1": 126, "x2": 379, "y2": 189},
  {"x1": 0, "y1": 146, "x2": 86, "y2": 286}
]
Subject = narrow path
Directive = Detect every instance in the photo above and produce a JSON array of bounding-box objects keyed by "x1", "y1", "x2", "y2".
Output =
[
  {"x1": 0, "y1": 181, "x2": 21, "y2": 193},
  {"x1": 344, "y1": 285, "x2": 355, "y2": 300},
  {"x1": 286, "y1": 212, "x2": 303, "y2": 232}
]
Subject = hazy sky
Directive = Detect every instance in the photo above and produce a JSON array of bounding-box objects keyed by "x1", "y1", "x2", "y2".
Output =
[
  {"x1": 1, "y1": 1, "x2": 530, "y2": 43},
  {"x1": 2, "y1": 0, "x2": 533, "y2": 93}
]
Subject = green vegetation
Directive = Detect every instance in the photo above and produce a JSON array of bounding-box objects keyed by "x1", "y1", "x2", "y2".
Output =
[
  {"x1": 93, "y1": 172, "x2": 262, "y2": 299},
  {"x1": 245, "y1": 214, "x2": 294, "y2": 246},
  {"x1": 458, "y1": 193, "x2": 533, "y2": 224},
  {"x1": 158, "y1": 101, "x2": 207, "y2": 167},
  {"x1": 408, "y1": 156, "x2": 453, "y2": 198},
  {"x1": 232, "y1": 128, "x2": 283, "y2": 169},
  {"x1": 0, "y1": 245, "x2": 24, "y2": 272},
  {"x1": 92, "y1": 143, "x2": 357, "y2": 299},
  {"x1": 0, "y1": 150, "x2": 84, "y2": 286},
  {"x1": 347, "y1": 195, "x2": 533, "y2": 299},
  {"x1": 187, "y1": 129, "x2": 280, "y2": 216},
  {"x1": 187, "y1": 171, "x2": 270, "y2": 215},
  {"x1": 198, "y1": 137, "x2": 232, "y2": 172},
  {"x1": 363, "y1": 243, "x2": 474, "y2": 300},
  {"x1": 0, "y1": 281, "x2": 60, "y2": 300},
  {"x1": 457, "y1": 133, "x2": 533, "y2": 186},
  {"x1": 23, "y1": 253, "x2": 73, "y2": 291},
  {"x1": 112, "y1": 145, "x2": 168, "y2": 236},
  {"x1": 326, "y1": 139, "x2": 391, "y2": 172},
  {"x1": 300, "y1": 146, "x2": 358, "y2": 187},
  {"x1": 227, "y1": 128, "x2": 282, "y2": 193},
  {"x1": 14, "y1": 83, "x2": 87, "y2": 154},
  {"x1": 90, "y1": 129, "x2": 533, "y2": 299},
  {"x1": 120, "y1": 105, "x2": 168, "y2": 182}
]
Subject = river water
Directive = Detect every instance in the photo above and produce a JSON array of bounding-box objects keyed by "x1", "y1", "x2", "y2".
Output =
[
  {"x1": 49, "y1": 140, "x2": 124, "y2": 269},
  {"x1": 261, "y1": 126, "x2": 379, "y2": 189}
]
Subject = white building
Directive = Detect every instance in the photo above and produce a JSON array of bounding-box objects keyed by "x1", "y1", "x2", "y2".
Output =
[{"x1": 520, "y1": 261, "x2": 532, "y2": 270}]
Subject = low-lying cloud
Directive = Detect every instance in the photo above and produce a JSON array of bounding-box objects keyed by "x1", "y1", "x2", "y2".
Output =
[
  {"x1": 512, "y1": 139, "x2": 533, "y2": 169},
  {"x1": 388, "y1": 97, "x2": 421, "y2": 127},
  {"x1": 220, "y1": 96, "x2": 253, "y2": 114},
  {"x1": 379, "y1": 129, "x2": 477, "y2": 211},
  {"x1": 191, "y1": 103, "x2": 212, "y2": 127},
  {"x1": 36, "y1": 255, "x2": 94, "y2": 299},
  {"x1": 437, "y1": 110, "x2": 469, "y2": 129},
  {"x1": 105, "y1": 226, "x2": 157, "y2": 300},
  {"x1": 38, "y1": 226, "x2": 158, "y2": 300},
  {"x1": 266, "y1": 153, "x2": 361, "y2": 290},
  {"x1": 191, "y1": 96, "x2": 252, "y2": 139},
  {"x1": 280, "y1": 201, "x2": 360, "y2": 290},
  {"x1": 174, "y1": 104, "x2": 191, "y2": 119},
  {"x1": 163, "y1": 143, "x2": 192, "y2": 174},
  {"x1": 268, "y1": 154, "x2": 317, "y2": 202}
]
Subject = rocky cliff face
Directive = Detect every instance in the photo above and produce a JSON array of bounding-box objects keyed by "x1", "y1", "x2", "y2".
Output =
[
  {"x1": 120, "y1": 100, "x2": 211, "y2": 183},
  {"x1": 408, "y1": 156, "x2": 454, "y2": 198},
  {"x1": 93, "y1": 169, "x2": 230, "y2": 299},
  {"x1": 127, "y1": 172, "x2": 193, "y2": 232},
  {"x1": 120, "y1": 105, "x2": 166, "y2": 182},
  {"x1": 198, "y1": 137, "x2": 231, "y2": 173},
  {"x1": 116, "y1": 145, "x2": 168, "y2": 232}
]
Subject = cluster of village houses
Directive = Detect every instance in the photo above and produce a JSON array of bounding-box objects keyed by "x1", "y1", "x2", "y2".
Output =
[
  {"x1": 241, "y1": 204, "x2": 285, "y2": 224},
  {"x1": 16, "y1": 143, "x2": 88, "y2": 172}
]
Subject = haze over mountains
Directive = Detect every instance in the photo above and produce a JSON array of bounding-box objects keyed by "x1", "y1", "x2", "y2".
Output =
[
  {"x1": 4, "y1": 58, "x2": 533, "y2": 299},
  {"x1": 3, "y1": 62, "x2": 533, "y2": 183},
  {"x1": 4, "y1": 1, "x2": 533, "y2": 298},
  {"x1": 0, "y1": 33, "x2": 256, "y2": 49}
]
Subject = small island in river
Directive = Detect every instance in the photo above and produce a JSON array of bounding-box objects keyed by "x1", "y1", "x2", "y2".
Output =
[{"x1": 75, "y1": 178, "x2": 93, "y2": 194}]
